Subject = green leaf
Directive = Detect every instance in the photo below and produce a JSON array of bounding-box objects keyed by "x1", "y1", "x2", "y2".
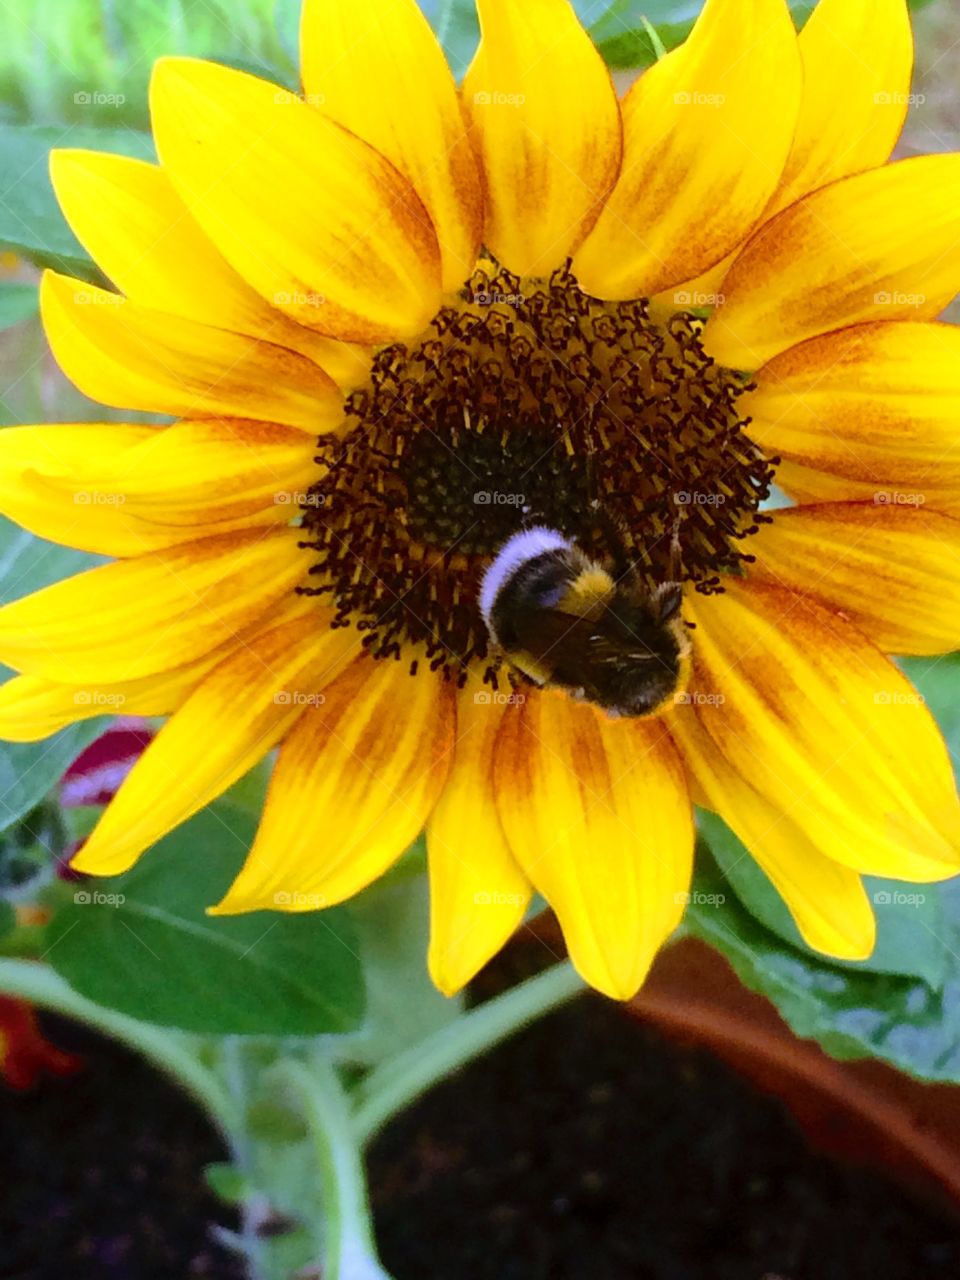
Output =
[
  {"x1": 0, "y1": 282, "x2": 37, "y2": 330},
  {"x1": 422, "y1": 1, "x2": 934, "y2": 76},
  {"x1": 342, "y1": 848, "x2": 463, "y2": 1065},
  {"x1": 0, "y1": 517, "x2": 109, "y2": 834},
  {"x1": 900, "y1": 653, "x2": 960, "y2": 779},
  {"x1": 0, "y1": 123, "x2": 153, "y2": 276},
  {"x1": 687, "y1": 849, "x2": 960, "y2": 1084},
  {"x1": 0, "y1": 900, "x2": 14, "y2": 940},
  {"x1": 0, "y1": 0, "x2": 293, "y2": 129},
  {"x1": 204, "y1": 1162, "x2": 250, "y2": 1206},
  {"x1": 699, "y1": 809, "x2": 948, "y2": 988},
  {"x1": 45, "y1": 799, "x2": 365, "y2": 1035},
  {"x1": 0, "y1": 723, "x2": 104, "y2": 835},
  {"x1": 0, "y1": 516, "x2": 102, "y2": 605},
  {"x1": 274, "y1": 0, "x2": 303, "y2": 69}
]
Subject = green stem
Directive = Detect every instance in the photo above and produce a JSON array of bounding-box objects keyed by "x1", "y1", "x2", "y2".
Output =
[
  {"x1": 352, "y1": 960, "x2": 584, "y2": 1146},
  {"x1": 276, "y1": 1057, "x2": 393, "y2": 1280},
  {"x1": 0, "y1": 958, "x2": 239, "y2": 1136}
]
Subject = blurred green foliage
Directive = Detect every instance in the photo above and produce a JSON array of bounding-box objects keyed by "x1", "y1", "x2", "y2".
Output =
[{"x1": 0, "y1": 0, "x2": 296, "y2": 128}]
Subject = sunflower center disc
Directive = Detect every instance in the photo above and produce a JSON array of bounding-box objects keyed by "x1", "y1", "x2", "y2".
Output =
[{"x1": 299, "y1": 261, "x2": 774, "y2": 683}]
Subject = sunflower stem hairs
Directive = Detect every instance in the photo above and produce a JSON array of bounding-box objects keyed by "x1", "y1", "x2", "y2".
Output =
[{"x1": 0, "y1": 0, "x2": 958, "y2": 1014}]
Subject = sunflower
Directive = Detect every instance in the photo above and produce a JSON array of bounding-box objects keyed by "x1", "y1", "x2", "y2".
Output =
[{"x1": 0, "y1": 0, "x2": 958, "y2": 1001}]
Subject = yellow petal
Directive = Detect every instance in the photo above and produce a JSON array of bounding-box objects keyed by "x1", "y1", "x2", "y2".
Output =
[
  {"x1": 461, "y1": 0, "x2": 621, "y2": 278},
  {"x1": 745, "y1": 321, "x2": 960, "y2": 502},
  {"x1": 493, "y1": 688, "x2": 694, "y2": 1000},
  {"x1": 0, "y1": 662, "x2": 215, "y2": 742},
  {"x1": 212, "y1": 656, "x2": 454, "y2": 914},
  {"x1": 685, "y1": 579, "x2": 960, "y2": 881},
  {"x1": 573, "y1": 0, "x2": 801, "y2": 300},
  {"x1": 0, "y1": 592, "x2": 318, "y2": 742},
  {"x1": 670, "y1": 713, "x2": 876, "y2": 959},
  {"x1": 768, "y1": 0, "x2": 913, "y2": 216},
  {"x1": 49, "y1": 149, "x2": 370, "y2": 386},
  {"x1": 748, "y1": 502, "x2": 960, "y2": 656},
  {"x1": 427, "y1": 676, "x2": 531, "y2": 996},
  {"x1": 42, "y1": 272, "x2": 343, "y2": 432},
  {"x1": 0, "y1": 527, "x2": 304, "y2": 683},
  {"x1": 72, "y1": 614, "x2": 360, "y2": 877},
  {"x1": 705, "y1": 155, "x2": 960, "y2": 370},
  {"x1": 774, "y1": 459, "x2": 960, "y2": 516},
  {"x1": 301, "y1": 0, "x2": 482, "y2": 293},
  {"x1": 150, "y1": 57, "x2": 441, "y2": 344},
  {"x1": 0, "y1": 420, "x2": 317, "y2": 555}
]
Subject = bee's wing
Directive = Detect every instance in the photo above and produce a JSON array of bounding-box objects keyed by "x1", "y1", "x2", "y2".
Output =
[{"x1": 510, "y1": 606, "x2": 628, "y2": 677}]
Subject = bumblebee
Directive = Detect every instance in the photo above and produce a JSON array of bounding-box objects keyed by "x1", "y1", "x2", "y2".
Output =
[{"x1": 479, "y1": 525, "x2": 690, "y2": 718}]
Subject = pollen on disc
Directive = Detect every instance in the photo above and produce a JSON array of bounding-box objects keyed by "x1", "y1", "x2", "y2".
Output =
[{"x1": 297, "y1": 261, "x2": 774, "y2": 685}]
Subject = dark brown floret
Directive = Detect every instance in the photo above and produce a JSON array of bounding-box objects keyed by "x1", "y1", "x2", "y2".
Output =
[{"x1": 298, "y1": 261, "x2": 775, "y2": 683}]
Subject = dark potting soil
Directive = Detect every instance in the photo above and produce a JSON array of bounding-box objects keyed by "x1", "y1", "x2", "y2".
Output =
[
  {"x1": 0, "y1": 999, "x2": 958, "y2": 1280},
  {"x1": 369, "y1": 996, "x2": 960, "y2": 1280},
  {"x1": 0, "y1": 1019, "x2": 244, "y2": 1280}
]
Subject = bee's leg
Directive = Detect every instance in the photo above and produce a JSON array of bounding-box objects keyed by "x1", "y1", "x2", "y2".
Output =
[
  {"x1": 667, "y1": 511, "x2": 684, "y2": 583},
  {"x1": 651, "y1": 514, "x2": 686, "y2": 622},
  {"x1": 486, "y1": 646, "x2": 506, "y2": 690}
]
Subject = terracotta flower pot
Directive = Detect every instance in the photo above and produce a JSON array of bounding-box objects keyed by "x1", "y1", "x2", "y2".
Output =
[{"x1": 628, "y1": 937, "x2": 960, "y2": 1214}]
